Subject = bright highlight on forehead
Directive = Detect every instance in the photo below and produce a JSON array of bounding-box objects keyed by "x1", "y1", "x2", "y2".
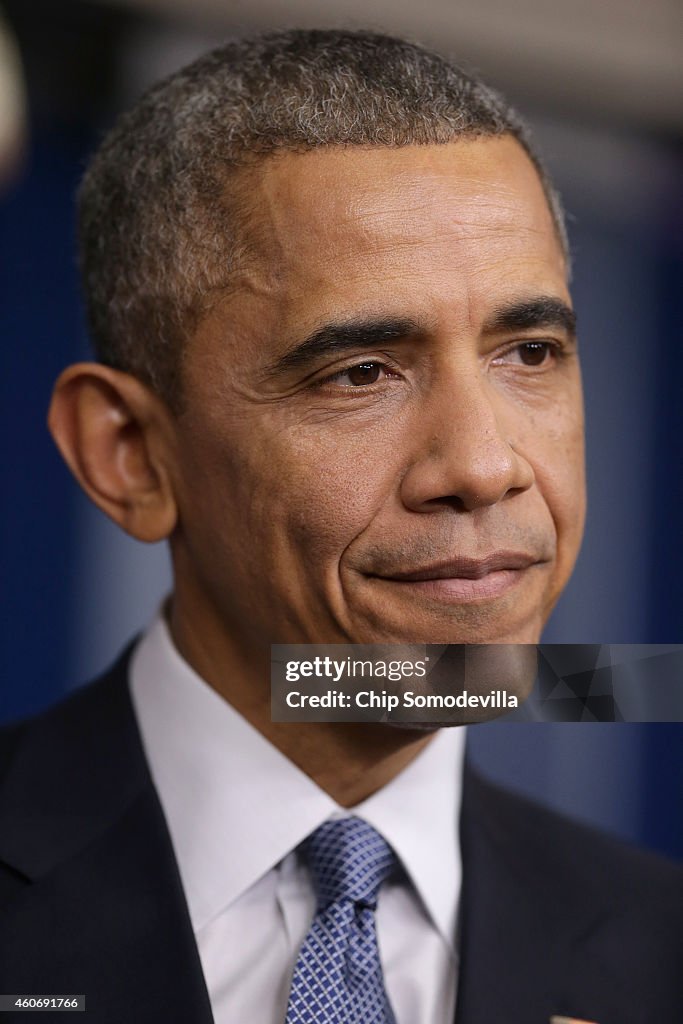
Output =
[
  {"x1": 232, "y1": 135, "x2": 569, "y2": 327},
  {"x1": 242, "y1": 137, "x2": 568, "y2": 284}
]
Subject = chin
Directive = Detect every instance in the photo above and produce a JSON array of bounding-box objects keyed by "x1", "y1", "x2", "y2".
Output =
[{"x1": 355, "y1": 619, "x2": 545, "y2": 646}]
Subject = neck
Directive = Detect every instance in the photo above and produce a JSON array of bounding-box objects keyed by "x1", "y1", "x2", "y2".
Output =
[{"x1": 168, "y1": 596, "x2": 436, "y2": 807}]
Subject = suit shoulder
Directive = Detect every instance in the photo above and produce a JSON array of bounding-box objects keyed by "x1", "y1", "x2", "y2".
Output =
[
  {"x1": 0, "y1": 643, "x2": 136, "y2": 763},
  {"x1": 0, "y1": 642, "x2": 143, "y2": 820},
  {"x1": 465, "y1": 764, "x2": 683, "y2": 907},
  {"x1": 0, "y1": 641, "x2": 155, "y2": 886}
]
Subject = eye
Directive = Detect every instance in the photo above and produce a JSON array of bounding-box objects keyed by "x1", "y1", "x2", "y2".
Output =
[
  {"x1": 495, "y1": 341, "x2": 558, "y2": 367},
  {"x1": 328, "y1": 362, "x2": 388, "y2": 387}
]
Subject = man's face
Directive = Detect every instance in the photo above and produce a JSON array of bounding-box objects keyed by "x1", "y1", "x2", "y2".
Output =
[{"x1": 170, "y1": 138, "x2": 585, "y2": 648}]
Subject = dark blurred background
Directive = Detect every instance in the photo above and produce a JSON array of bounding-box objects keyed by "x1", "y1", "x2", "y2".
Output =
[{"x1": 1, "y1": 0, "x2": 682, "y2": 856}]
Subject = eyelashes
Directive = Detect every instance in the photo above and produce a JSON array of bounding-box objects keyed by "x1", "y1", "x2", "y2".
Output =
[
  {"x1": 315, "y1": 340, "x2": 567, "y2": 392},
  {"x1": 323, "y1": 361, "x2": 399, "y2": 388},
  {"x1": 491, "y1": 340, "x2": 564, "y2": 368}
]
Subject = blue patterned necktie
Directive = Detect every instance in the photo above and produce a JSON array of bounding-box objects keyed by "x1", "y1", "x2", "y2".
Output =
[{"x1": 285, "y1": 816, "x2": 398, "y2": 1024}]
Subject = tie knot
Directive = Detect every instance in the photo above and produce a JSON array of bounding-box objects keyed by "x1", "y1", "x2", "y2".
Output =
[{"x1": 302, "y1": 817, "x2": 396, "y2": 911}]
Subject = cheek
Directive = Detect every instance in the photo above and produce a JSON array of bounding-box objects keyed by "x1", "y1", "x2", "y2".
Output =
[
  {"x1": 176, "y1": 409, "x2": 402, "y2": 573},
  {"x1": 264, "y1": 424, "x2": 402, "y2": 562},
  {"x1": 527, "y1": 400, "x2": 586, "y2": 564}
]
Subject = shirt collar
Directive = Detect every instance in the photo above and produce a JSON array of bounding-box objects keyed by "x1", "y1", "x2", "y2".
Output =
[
  {"x1": 130, "y1": 612, "x2": 465, "y2": 946},
  {"x1": 355, "y1": 723, "x2": 465, "y2": 946}
]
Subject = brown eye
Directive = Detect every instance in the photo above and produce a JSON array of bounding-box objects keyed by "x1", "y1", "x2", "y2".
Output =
[
  {"x1": 518, "y1": 342, "x2": 551, "y2": 366},
  {"x1": 344, "y1": 363, "x2": 382, "y2": 386}
]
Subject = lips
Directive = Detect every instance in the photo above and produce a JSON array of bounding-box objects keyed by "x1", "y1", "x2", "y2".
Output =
[{"x1": 378, "y1": 551, "x2": 541, "y2": 582}]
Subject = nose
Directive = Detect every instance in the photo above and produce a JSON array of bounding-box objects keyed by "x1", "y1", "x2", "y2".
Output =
[{"x1": 399, "y1": 369, "x2": 535, "y2": 513}]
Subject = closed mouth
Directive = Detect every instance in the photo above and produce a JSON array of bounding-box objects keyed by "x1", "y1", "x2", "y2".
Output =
[{"x1": 376, "y1": 551, "x2": 541, "y2": 583}]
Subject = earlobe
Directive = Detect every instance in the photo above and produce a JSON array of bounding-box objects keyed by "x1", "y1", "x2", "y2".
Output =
[{"x1": 47, "y1": 363, "x2": 178, "y2": 542}]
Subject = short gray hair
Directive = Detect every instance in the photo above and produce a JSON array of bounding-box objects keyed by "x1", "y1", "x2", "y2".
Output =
[{"x1": 78, "y1": 29, "x2": 568, "y2": 407}]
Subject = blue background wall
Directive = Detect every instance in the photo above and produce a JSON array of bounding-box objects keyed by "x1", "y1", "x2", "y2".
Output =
[{"x1": 1, "y1": 2, "x2": 681, "y2": 859}]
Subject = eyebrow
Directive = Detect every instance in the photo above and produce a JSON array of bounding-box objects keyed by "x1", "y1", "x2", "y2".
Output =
[
  {"x1": 266, "y1": 317, "x2": 424, "y2": 375},
  {"x1": 483, "y1": 296, "x2": 577, "y2": 337},
  {"x1": 267, "y1": 296, "x2": 576, "y2": 377}
]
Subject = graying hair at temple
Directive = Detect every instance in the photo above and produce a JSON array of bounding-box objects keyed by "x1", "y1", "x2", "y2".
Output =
[{"x1": 78, "y1": 28, "x2": 569, "y2": 409}]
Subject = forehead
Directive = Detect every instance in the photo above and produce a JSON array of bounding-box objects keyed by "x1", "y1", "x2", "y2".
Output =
[
  {"x1": 188, "y1": 138, "x2": 572, "y2": 382},
  {"x1": 233, "y1": 137, "x2": 567, "y2": 305}
]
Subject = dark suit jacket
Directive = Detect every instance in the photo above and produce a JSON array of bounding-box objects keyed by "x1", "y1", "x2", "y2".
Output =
[{"x1": 0, "y1": 650, "x2": 681, "y2": 1024}]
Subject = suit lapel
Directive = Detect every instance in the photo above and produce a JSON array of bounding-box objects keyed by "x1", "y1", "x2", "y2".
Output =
[
  {"x1": 455, "y1": 766, "x2": 607, "y2": 1024},
  {"x1": 0, "y1": 654, "x2": 214, "y2": 1024}
]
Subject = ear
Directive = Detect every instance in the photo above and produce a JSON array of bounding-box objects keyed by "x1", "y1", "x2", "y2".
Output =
[{"x1": 48, "y1": 363, "x2": 178, "y2": 542}]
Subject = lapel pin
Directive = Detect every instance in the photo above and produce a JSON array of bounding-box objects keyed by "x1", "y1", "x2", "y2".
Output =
[{"x1": 550, "y1": 1017, "x2": 598, "y2": 1024}]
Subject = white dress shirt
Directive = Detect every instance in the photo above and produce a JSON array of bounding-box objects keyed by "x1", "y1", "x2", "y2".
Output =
[{"x1": 130, "y1": 613, "x2": 466, "y2": 1024}]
